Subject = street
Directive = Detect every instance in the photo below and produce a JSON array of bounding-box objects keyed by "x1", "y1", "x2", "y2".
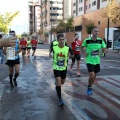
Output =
[{"x1": 0, "y1": 44, "x2": 120, "y2": 120}]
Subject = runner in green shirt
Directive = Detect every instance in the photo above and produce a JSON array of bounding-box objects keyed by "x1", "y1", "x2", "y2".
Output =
[
  {"x1": 26, "y1": 37, "x2": 31, "y2": 57},
  {"x1": 81, "y1": 26, "x2": 106, "y2": 95},
  {"x1": 53, "y1": 34, "x2": 73, "y2": 106}
]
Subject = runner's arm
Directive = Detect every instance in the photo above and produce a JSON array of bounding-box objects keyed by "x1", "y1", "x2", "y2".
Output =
[{"x1": 69, "y1": 47, "x2": 74, "y2": 58}]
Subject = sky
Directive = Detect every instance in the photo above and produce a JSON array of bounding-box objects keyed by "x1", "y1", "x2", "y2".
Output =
[{"x1": 0, "y1": 0, "x2": 29, "y2": 35}]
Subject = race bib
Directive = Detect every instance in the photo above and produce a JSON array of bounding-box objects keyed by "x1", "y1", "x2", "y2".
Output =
[
  {"x1": 75, "y1": 46, "x2": 80, "y2": 51},
  {"x1": 57, "y1": 60, "x2": 65, "y2": 67},
  {"x1": 22, "y1": 46, "x2": 26, "y2": 48},
  {"x1": 7, "y1": 47, "x2": 15, "y2": 60},
  {"x1": 91, "y1": 50, "x2": 99, "y2": 57}
]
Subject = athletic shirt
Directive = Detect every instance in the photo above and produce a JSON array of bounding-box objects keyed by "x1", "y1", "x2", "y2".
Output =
[
  {"x1": 27, "y1": 40, "x2": 31, "y2": 47},
  {"x1": 15, "y1": 40, "x2": 20, "y2": 60},
  {"x1": 53, "y1": 46, "x2": 69, "y2": 71},
  {"x1": 71, "y1": 39, "x2": 82, "y2": 54},
  {"x1": 20, "y1": 40, "x2": 27, "y2": 48},
  {"x1": 51, "y1": 39, "x2": 67, "y2": 52},
  {"x1": 82, "y1": 37, "x2": 106, "y2": 65},
  {"x1": 31, "y1": 39, "x2": 37, "y2": 47}
]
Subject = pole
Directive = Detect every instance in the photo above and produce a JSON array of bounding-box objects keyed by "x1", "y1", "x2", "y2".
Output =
[
  {"x1": 107, "y1": 17, "x2": 109, "y2": 49},
  {"x1": 50, "y1": 5, "x2": 52, "y2": 43}
]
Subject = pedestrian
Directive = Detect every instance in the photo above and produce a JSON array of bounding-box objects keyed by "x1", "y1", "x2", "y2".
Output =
[
  {"x1": 49, "y1": 32, "x2": 68, "y2": 58},
  {"x1": 81, "y1": 26, "x2": 106, "y2": 95},
  {"x1": 26, "y1": 37, "x2": 31, "y2": 57},
  {"x1": 3, "y1": 30, "x2": 21, "y2": 88},
  {"x1": 70, "y1": 33, "x2": 82, "y2": 76},
  {"x1": 31, "y1": 36, "x2": 38, "y2": 58},
  {"x1": 20, "y1": 38, "x2": 27, "y2": 58},
  {"x1": 52, "y1": 34, "x2": 73, "y2": 106},
  {"x1": 102, "y1": 38, "x2": 107, "y2": 57}
]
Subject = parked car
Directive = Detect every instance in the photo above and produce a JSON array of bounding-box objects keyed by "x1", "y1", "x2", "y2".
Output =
[{"x1": 38, "y1": 40, "x2": 44, "y2": 44}]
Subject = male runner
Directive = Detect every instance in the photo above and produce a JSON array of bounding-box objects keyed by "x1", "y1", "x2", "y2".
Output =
[
  {"x1": 53, "y1": 34, "x2": 73, "y2": 106},
  {"x1": 81, "y1": 26, "x2": 106, "y2": 95}
]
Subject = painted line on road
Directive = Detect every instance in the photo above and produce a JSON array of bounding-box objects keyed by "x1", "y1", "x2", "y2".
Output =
[{"x1": 102, "y1": 59, "x2": 120, "y2": 62}]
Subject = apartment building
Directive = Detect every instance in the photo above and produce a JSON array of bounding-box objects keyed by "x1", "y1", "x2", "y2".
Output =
[
  {"x1": 72, "y1": 0, "x2": 110, "y2": 17},
  {"x1": 28, "y1": 0, "x2": 40, "y2": 34},
  {"x1": 63, "y1": 0, "x2": 72, "y2": 20},
  {"x1": 71, "y1": 0, "x2": 120, "y2": 49},
  {"x1": 40, "y1": 0, "x2": 63, "y2": 30}
]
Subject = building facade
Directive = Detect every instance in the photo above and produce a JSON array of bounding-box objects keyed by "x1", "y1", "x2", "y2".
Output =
[
  {"x1": 70, "y1": 0, "x2": 120, "y2": 49},
  {"x1": 28, "y1": 0, "x2": 40, "y2": 35}
]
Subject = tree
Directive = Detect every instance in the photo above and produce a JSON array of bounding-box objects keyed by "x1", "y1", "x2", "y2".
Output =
[
  {"x1": 65, "y1": 17, "x2": 74, "y2": 32},
  {"x1": 103, "y1": 0, "x2": 120, "y2": 24},
  {"x1": 21, "y1": 32, "x2": 29, "y2": 37},
  {"x1": 0, "y1": 11, "x2": 19, "y2": 33},
  {"x1": 38, "y1": 27, "x2": 43, "y2": 35},
  {"x1": 56, "y1": 19, "x2": 66, "y2": 32},
  {"x1": 85, "y1": 21, "x2": 94, "y2": 37}
]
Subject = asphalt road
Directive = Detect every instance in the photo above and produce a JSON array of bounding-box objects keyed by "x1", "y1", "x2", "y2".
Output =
[{"x1": 0, "y1": 44, "x2": 120, "y2": 120}]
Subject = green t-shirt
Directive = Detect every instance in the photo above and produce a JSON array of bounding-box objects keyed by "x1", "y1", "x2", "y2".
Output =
[
  {"x1": 53, "y1": 45, "x2": 69, "y2": 70},
  {"x1": 82, "y1": 37, "x2": 106, "y2": 65},
  {"x1": 27, "y1": 40, "x2": 31, "y2": 47}
]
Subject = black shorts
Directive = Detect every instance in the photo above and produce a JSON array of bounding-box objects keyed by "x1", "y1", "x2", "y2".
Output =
[
  {"x1": 72, "y1": 54, "x2": 81, "y2": 62},
  {"x1": 27, "y1": 47, "x2": 31, "y2": 50},
  {"x1": 21, "y1": 47, "x2": 26, "y2": 50},
  {"x1": 54, "y1": 69, "x2": 67, "y2": 79},
  {"x1": 6, "y1": 58, "x2": 20, "y2": 67},
  {"x1": 32, "y1": 47, "x2": 36, "y2": 51},
  {"x1": 87, "y1": 63, "x2": 100, "y2": 73}
]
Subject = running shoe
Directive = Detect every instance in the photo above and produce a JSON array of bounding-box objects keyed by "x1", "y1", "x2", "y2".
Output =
[
  {"x1": 87, "y1": 88, "x2": 92, "y2": 95},
  {"x1": 59, "y1": 99, "x2": 64, "y2": 106},
  {"x1": 77, "y1": 71, "x2": 81, "y2": 76}
]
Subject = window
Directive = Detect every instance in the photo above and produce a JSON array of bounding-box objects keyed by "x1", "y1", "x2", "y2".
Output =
[
  {"x1": 73, "y1": 10, "x2": 76, "y2": 14},
  {"x1": 89, "y1": 4, "x2": 91, "y2": 8},
  {"x1": 79, "y1": 7, "x2": 83, "y2": 11},
  {"x1": 102, "y1": 0, "x2": 107, "y2": 2},
  {"x1": 92, "y1": 1, "x2": 96, "y2": 6},
  {"x1": 79, "y1": 0, "x2": 83, "y2": 3},
  {"x1": 73, "y1": 3, "x2": 76, "y2": 6}
]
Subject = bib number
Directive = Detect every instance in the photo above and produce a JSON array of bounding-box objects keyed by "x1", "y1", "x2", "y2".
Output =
[
  {"x1": 91, "y1": 50, "x2": 99, "y2": 57},
  {"x1": 57, "y1": 60, "x2": 64, "y2": 67},
  {"x1": 75, "y1": 46, "x2": 80, "y2": 51}
]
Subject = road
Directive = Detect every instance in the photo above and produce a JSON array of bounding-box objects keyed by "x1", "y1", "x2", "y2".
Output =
[{"x1": 0, "y1": 44, "x2": 120, "y2": 120}]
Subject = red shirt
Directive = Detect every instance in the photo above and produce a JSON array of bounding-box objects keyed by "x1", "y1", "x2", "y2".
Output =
[
  {"x1": 31, "y1": 39, "x2": 37, "y2": 47},
  {"x1": 20, "y1": 39, "x2": 27, "y2": 47},
  {"x1": 71, "y1": 39, "x2": 82, "y2": 54}
]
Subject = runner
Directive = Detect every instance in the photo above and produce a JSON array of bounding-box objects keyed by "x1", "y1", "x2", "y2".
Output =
[
  {"x1": 3, "y1": 30, "x2": 21, "y2": 88},
  {"x1": 70, "y1": 33, "x2": 82, "y2": 76},
  {"x1": 31, "y1": 36, "x2": 37, "y2": 58},
  {"x1": 26, "y1": 37, "x2": 31, "y2": 57},
  {"x1": 52, "y1": 34, "x2": 73, "y2": 106},
  {"x1": 20, "y1": 38, "x2": 27, "y2": 58},
  {"x1": 81, "y1": 26, "x2": 106, "y2": 95}
]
